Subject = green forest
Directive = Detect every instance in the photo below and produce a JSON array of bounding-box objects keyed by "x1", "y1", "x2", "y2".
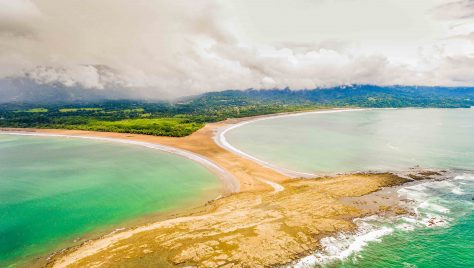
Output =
[{"x1": 1, "y1": 85, "x2": 473, "y2": 137}]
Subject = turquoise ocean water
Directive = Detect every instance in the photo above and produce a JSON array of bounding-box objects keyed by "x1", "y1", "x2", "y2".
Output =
[
  {"x1": 0, "y1": 135, "x2": 220, "y2": 267},
  {"x1": 225, "y1": 108, "x2": 474, "y2": 267}
]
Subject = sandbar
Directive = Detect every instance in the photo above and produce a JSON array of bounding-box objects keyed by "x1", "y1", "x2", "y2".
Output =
[{"x1": 0, "y1": 108, "x2": 426, "y2": 267}]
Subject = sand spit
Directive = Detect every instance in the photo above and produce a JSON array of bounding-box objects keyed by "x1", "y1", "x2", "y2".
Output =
[
  {"x1": 47, "y1": 173, "x2": 409, "y2": 268},
  {"x1": 1, "y1": 116, "x2": 291, "y2": 193},
  {"x1": 0, "y1": 108, "x2": 418, "y2": 268}
]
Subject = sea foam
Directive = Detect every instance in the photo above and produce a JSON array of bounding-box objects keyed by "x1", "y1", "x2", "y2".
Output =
[
  {"x1": 292, "y1": 173, "x2": 474, "y2": 267},
  {"x1": 295, "y1": 219, "x2": 393, "y2": 267}
]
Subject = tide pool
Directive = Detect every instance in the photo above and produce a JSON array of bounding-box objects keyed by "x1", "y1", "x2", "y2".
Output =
[{"x1": 0, "y1": 134, "x2": 221, "y2": 267}]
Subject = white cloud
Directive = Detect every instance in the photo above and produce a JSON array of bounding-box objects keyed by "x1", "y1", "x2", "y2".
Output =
[
  {"x1": 0, "y1": 0, "x2": 41, "y2": 36},
  {"x1": 432, "y1": 0, "x2": 474, "y2": 20},
  {"x1": 0, "y1": 0, "x2": 473, "y2": 100}
]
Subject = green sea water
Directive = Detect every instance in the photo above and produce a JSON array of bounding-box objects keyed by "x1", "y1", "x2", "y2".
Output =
[
  {"x1": 225, "y1": 108, "x2": 474, "y2": 267},
  {"x1": 0, "y1": 135, "x2": 221, "y2": 267},
  {"x1": 297, "y1": 175, "x2": 474, "y2": 268},
  {"x1": 225, "y1": 108, "x2": 474, "y2": 173}
]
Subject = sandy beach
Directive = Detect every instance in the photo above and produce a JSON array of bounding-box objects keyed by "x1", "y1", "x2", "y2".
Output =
[
  {"x1": 1, "y1": 119, "x2": 290, "y2": 193},
  {"x1": 215, "y1": 108, "x2": 367, "y2": 178},
  {"x1": 0, "y1": 109, "x2": 430, "y2": 267}
]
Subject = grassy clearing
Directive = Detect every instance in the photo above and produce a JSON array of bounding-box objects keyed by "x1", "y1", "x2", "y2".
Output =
[
  {"x1": 25, "y1": 108, "x2": 48, "y2": 113},
  {"x1": 62, "y1": 118, "x2": 204, "y2": 137},
  {"x1": 59, "y1": 108, "x2": 103, "y2": 112},
  {"x1": 123, "y1": 108, "x2": 144, "y2": 113}
]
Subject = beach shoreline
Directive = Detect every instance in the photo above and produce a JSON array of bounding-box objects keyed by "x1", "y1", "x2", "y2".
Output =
[
  {"x1": 1, "y1": 108, "x2": 298, "y2": 193},
  {"x1": 0, "y1": 108, "x2": 442, "y2": 268},
  {"x1": 1, "y1": 107, "x2": 362, "y2": 187},
  {"x1": 0, "y1": 131, "x2": 240, "y2": 194},
  {"x1": 43, "y1": 172, "x2": 433, "y2": 268},
  {"x1": 214, "y1": 107, "x2": 368, "y2": 178}
]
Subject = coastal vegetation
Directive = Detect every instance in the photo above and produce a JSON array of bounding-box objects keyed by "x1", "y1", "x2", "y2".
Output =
[
  {"x1": 61, "y1": 118, "x2": 204, "y2": 137},
  {"x1": 1, "y1": 85, "x2": 473, "y2": 136},
  {"x1": 0, "y1": 101, "x2": 321, "y2": 136},
  {"x1": 25, "y1": 108, "x2": 48, "y2": 113}
]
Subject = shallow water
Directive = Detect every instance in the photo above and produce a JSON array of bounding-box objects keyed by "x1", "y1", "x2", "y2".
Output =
[
  {"x1": 0, "y1": 135, "x2": 220, "y2": 267},
  {"x1": 296, "y1": 173, "x2": 474, "y2": 268},
  {"x1": 225, "y1": 108, "x2": 474, "y2": 174},
  {"x1": 343, "y1": 174, "x2": 474, "y2": 268},
  {"x1": 225, "y1": 108, "x2": 474, "y2": 267}
]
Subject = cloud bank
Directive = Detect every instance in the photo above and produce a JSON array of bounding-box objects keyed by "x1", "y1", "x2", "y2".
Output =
[{"x1": 0, "y1": 0, "x2": 474, "y2": 99}]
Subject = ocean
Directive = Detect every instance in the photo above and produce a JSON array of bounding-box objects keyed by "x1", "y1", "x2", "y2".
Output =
[
  {"x1": 224, "y1": 108, "x2": 474, "y2": 267},
  {"x1": 0, "y1": 134, "x2": 220, "y2": 267}
]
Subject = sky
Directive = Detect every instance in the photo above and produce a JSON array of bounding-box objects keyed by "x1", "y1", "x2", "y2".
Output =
[{"x1": 0, "y1": 0, "x2": 474, "y2": 98}]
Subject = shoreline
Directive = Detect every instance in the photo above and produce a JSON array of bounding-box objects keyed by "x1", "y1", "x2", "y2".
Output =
[
  {"x1": 0, "y1": 108, "x2": 452, "y2": 267},
  {"x1": 215, "y1": 108, "x2": 368, "y2": 178},
  {"x1": 295, "y1": 170, "x2": 472, "y2": 267},
  {"x1": 21, "y1": 188, "x2": 221, "y2": 268},
  {"x1": 45, "y1": 172, "x2": 426, "y2": 268},
  {"x1": 0, "y1": 131, "x2": 239, "y2": 194},
  {"x1": 1, "y1": 111, "x2": 293, "y2": 193}
]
